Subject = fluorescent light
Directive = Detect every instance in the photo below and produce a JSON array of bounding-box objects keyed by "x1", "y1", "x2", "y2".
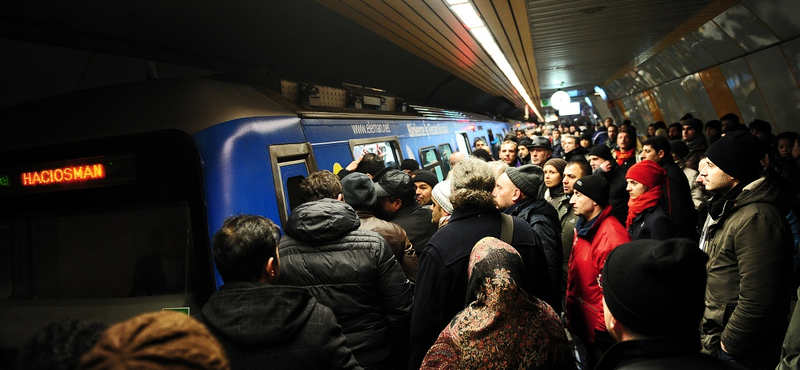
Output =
[
  {"x1": 446, "y1": 0, "x2": 543, "y2": 121},
  {"x1": 451, "y1": 3, "x2": 483, "y2": 28}
]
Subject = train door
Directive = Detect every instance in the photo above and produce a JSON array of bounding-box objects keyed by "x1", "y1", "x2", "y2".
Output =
[
  {"x1": 455, "y1": 131, "x2": 471, "y2": 153},
  {"x1": 270, "y1": 143, "x2": 318, "y2": 228}
]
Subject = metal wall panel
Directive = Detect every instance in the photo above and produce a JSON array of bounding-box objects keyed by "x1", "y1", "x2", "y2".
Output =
[
  {"x1": 746, "y1": 45, "x2": 800, "y2": 132},
  {"x1": 682, "y1": 73, "x2": 717, "y2": 123},
  {"x1": 668, "y1": 79, "x2": 697, "y2": 117},
  {"x1": 713, "y1": 3, "x2": 780, "y2": 53},
  {"x1": 781, "y1": 38, "x2": 800, "y2": 91},
  {"x1": 719, "y1": 57, "x2": 771, "y2": 125},
  {"x1": 692, "y1": 21, "x2": 744, "y2": 63},
  {"x1": 652, "y1": 84, "x2": 683, "y2": 124},
  {"x1": 673, "y1": 34, "x2": 718, "y2": 70},
  {"x1": 743, "y1": 0, "x2": 800, "y2": 40},
  {"x1": 660, "y1": 44, "x2": 695, "y2": 76}
]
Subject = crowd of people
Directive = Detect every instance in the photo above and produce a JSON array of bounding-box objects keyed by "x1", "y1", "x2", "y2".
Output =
[{"x1": 15, "y1": 114, "x2": 800, "y2": 370}]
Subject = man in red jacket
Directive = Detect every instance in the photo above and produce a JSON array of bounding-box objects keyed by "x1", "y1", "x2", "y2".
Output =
[{"x1": 566, "y1": 174, "x2": 631, "y2": 368}]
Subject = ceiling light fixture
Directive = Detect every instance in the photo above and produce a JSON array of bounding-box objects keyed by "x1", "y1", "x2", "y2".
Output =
[{"x1": 445, "y1": 0, "x2": 543, "y2": 122}]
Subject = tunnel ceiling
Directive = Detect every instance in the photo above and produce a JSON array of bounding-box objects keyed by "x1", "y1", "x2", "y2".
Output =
[{"x1": 0, "y1": 0, "x2": 736, "y2": 119}]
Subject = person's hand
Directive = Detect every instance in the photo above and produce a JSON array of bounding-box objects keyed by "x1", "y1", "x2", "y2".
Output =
[
  {"x1": 345, "y1": 152, "x2": 365, "y2": 172},
  {"x1": 600, "y1": 160, "x2": 612, "y2": 173}
]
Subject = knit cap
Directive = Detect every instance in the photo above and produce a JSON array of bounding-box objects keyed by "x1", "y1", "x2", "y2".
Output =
[
  {"x1": 400, "y1": 158, "x2": 420, "y2": 172},
  {"x1": 505, "y1": 164, "x2": 544, "y2": 197},
  {"x1": 602, "y1": 238, "x2": 708, "y2": 337},
  {"x1": 518, "y1": 138, "x2": 532, "y2": 148},
  {"x1": 78, "y1": 311, "x2": 229, "y2": 370},
  {"x1": 588, "y1": 145, "x2": 614, "y2": 162},
  {"x1": 704, "y1": 131, "x2": 763, "y2": 181},
  {"x1": 683, "y1": 118, "x2": 704, "y2": 133},
  {"x1": 670, "y1": 139, "x2": 689, "y2": 159},
  {"x1": 431, "y1": 180, "x2": 453, "y2": 214},
  {"x1": 625, "y1": 160, "x2": 665, "y2": 190},
  {"x1": 572, "y1": 175, "x2": 609, "y2": 207},
  {"x1": 341, "y1": 172, "x2": 377, "y2": 210},
  {"x1": 413, "y1": 170, "x2": 439, "y2": 187},
  {"x1": 544, "y1": 158, "x2": 567, "y2": 175}
]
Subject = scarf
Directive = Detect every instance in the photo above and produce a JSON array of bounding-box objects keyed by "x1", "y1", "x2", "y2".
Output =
[
  {"x1": 420, "y1": 237, "x2": 572, "y2": 370},
  {"x1": 626, "y1": 186, "x2": 663, "y2": 230},
  {"x1": 616, "y1": 149, "x2": 634, "y2": 167}
]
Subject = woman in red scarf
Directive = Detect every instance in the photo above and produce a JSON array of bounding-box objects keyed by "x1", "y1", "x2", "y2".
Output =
[{"x1": 625, "y1": 160, "x2": 678, "y2": 240}]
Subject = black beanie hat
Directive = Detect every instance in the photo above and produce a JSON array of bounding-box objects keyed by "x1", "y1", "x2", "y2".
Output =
[
  {"x1": 572, "y1": 175, "x2": 609, "y2": 207},
  {"x1": 588, "y1": 145, "x2": 614, "y2": 162},
  {"x1": 341, "y1": 172, "x2": 377, "y2": 210},
  {"x1": 602, "y1": 238, "x2": 708, "y2": 337},
  {"x1": 670, "y1": 139, "x2": 689, "y2": 159},
  {"x1": 413, "y1": 170, "x2": 439, "y2": 187},
  {"x1": 400, "y1": 159, "x2": 420, "y2": 172},
  {"x1": 505, "y1": 164, "x2": 544, "y2": 197},
  {"x1": 683, "y1": 118, "x2": 704, "y2": 133},
  {"x1": 704, "y1": 131, "x2": 763, "y2": 181}
]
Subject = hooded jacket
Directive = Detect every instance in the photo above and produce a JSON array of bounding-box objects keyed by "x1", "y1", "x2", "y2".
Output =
[
  {"x1": 199, "y1": 282, "x2": 361, "y2": 370},
  {"x1": 278, "y1": 198, "x2": 413, "y2": 370},
  {"x1": 700, "y1": 174, "x2": 792, "y2": 368}
]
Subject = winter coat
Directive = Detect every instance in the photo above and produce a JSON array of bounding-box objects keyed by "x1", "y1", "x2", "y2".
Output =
[
  {"x1": 566, "y1": 206, "x2": 630, "y2": 343},
  {"x1": 627, "y1": 202, "x2": 677, "y2": 240},
  {"x1": 700, "y1": 174, "x2": 793, "y2": 369},
  {"x1": 596, "y1": 335, "x2": 744, "y2": 370},
  {"x1": 389, "y1": 202, "x2": 438, "y2": 254},
  {"x1": 198, "y1": 282, "x2": 362, "y2": 370},
  {"x1": 278, "y1": 198, "x2": 413, "y2": 370},
  {"x1": 659, "y1": 158, "x2": 699, "y2": 240},
  {"x1": 357, "y1": 210, "x2": 411, "y2": 264},
  {"x1": 504, "y1": 196, "x2": 563, "y2": 311},
  {"x1": 409, "y1": 205, "x2": 552, "y2": 370}
]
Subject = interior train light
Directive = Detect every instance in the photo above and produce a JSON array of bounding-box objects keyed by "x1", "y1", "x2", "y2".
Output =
[
  {"x1": 550, "y1": 90, "x2": 571, "y2": 111},
  {"x1": 22, "y1": 164, "x2": 105, "y2": 186},
  {"x1": 446, "y1": 0, "x2": 543, "y2": 122}
]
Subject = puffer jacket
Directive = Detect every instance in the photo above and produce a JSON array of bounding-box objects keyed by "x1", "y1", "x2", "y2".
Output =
[
  {"x1": 278, "y1": 198, "x2": 413, "y2": 370},
  {"x1": 198, "y1": 282, "x2": 362, "y2": 370},
  {"x1": 566, "y1": 205, "x2": 630, "y2": 343},
  {"x1": 700, "y1": 174, "x2": 792, "y2": 367}
]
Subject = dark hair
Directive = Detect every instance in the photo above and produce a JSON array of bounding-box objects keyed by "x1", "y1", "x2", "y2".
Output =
[
  {"x1": 212, "y1": 215, "x2": 281, "y2": 283},
  {"x1": 473, "y1": 138, "x2": 486, "y2": 146},
  {"x1": 680, "y1": 113, "x2": 694, "y2": 121},
  {"x1": 655, "y1": 121, "x2": 666, "y2": 130},
  {"x1": 18, "y1": 318, "x2": 109, "y2": 370},
  {"x1": 777, "y1": 131, "x2": 799, "y2": 144},
  {"x1": 299, "y1": 170, "x2": 342, "y2": 202},
  {"x1": 503, "y1": 133, "x2": 518, "y2": 143},
  {"x1": 643, "y1": 136, "x2": 671, "y2": 157},
  {"x1": 566, "y1": 160, "x2": 592, "y2": 178},
  {"x1": 720, "y1": 113, "x2": 740, "y2": 124},
  {"x1": 471, "y1": 148, "x2": 494, "y2": 162},
  {"x1": 668, "y1": 122, "x2": 682, "y2": 131},
  {"x1": 749, "y1": 119, "x2": 772, "y2": 135},
  {"x1": 355, "y1": 152, "x2": 386, "y2": 176}
]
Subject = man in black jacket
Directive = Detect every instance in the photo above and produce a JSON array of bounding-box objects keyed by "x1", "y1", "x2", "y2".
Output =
[
  {"x1": 588, "y1": 145, "x2": 629, "y2": 225},
  {"x1": 493, "y1": 164, "x2": 562, "y2": 310},
  {"x1": 597, "y1": 238, "x2": 742, "y2": 370},
  {"x1": 374, "y1": 168, "x2": 438, "y2": 254},
  {"x1": 278, "y1": 170, "x2": 413, "y2": 370},
  {"x1": 409, "y1": 158, "x2": 551, "y2": 370},
  {"x1": 640, "y1": 136, "x2": 699, "y2": 241},
  {"x1": 198, "y1": 214, "x2": 362, "y2": 370}
]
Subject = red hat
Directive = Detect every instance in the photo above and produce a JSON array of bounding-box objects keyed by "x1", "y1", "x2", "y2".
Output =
[{"x1": 626, "y1": 160, "x2": 665, "y2": 190}]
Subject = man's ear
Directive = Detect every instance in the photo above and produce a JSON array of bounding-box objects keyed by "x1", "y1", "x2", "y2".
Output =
[
  {"x1": 263, "y1": 257, "x2": 279, "y2": 284},
  {"x1": 337, "y1": 193, "x2": 344, "y2": 202},
  {"x1": 512, "y1": 188, "x2": 522, "y2": 202}
]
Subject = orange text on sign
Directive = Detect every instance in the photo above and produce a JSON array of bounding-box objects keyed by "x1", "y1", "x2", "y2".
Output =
[{"x1": 21, "y1": 164, "x2": 105, "y2": 186}]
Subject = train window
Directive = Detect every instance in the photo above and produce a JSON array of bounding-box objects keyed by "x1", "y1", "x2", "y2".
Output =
[
  {"x1": 352, "y1": 141, "x2": 400, "y2": 169},
  {"x1": 270, "y1": 143, "x2": 318, "y2": 229},
  {"x1": 418, "y1": 146, "x2": 444, "y2": 181},
  {"x1": 438, "y1": 144, "x2": 453, "y2": 179},
  {"x1": 1, "y1": 205, "x2": 194, "y2": 299}
]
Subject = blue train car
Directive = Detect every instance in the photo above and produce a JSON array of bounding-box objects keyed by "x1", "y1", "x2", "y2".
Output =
[{"x1": 0, "y1": 77, "x2": 511, "y2": 358}]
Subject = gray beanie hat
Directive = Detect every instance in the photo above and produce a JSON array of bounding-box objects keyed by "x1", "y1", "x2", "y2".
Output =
[
  {"x1": 431, "y1": 180, "x2": 453, "y2": 214},
  {"x1": 341, "y1": 172, "x2": 376, "y2": 210},
  {"x1": 505, "y1": 164, "x2": 544, "y2": 197}
]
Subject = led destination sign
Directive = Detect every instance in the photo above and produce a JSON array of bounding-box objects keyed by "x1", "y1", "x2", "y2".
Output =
[
  {"x1": 22, "y1": 163, "x2": 105, "y2": 186},
  {"x1": 0, "y1": 155, "x2": 136, "y2": 196}
]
